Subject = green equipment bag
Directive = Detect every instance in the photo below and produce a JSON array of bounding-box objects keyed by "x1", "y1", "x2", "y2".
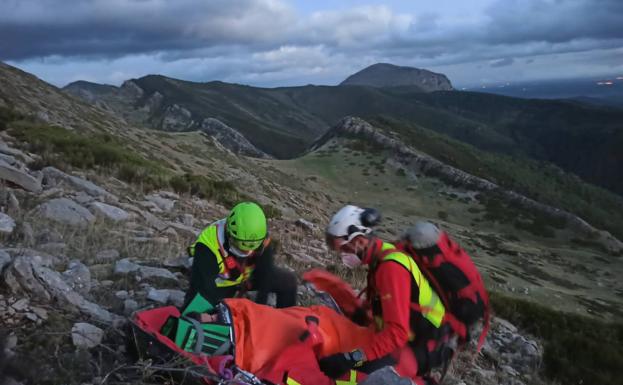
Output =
[
  {"x1": 182, "y1": 293, "x2": 214, "y2": 316},
  {"x1": 161, "y1": 293, "x2": 232, "y2": 356}
]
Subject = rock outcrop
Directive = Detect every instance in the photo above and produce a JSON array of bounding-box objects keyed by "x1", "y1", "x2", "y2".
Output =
[
  {"x1": 0, "y1": 159, "x2": 42, "y2": 193},
  {"x1": 200, "y1": 118, "x2": 269, "y2": 158},
  {"x1": 3, "y1": 254, "x2": 118, "y2": 324}
]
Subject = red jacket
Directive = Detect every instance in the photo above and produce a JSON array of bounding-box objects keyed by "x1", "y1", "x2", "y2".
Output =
[{"x1": 361, "y1": 257, "x2": 413, "y2": 360}]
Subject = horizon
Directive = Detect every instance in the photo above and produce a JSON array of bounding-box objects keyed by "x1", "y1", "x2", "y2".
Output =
[
  {"x1": 2, "y1": 0, "x2": 622, "y2": 89},
  {"x1": 55, "y1": 66, "x2": 623, "y2": 92}
]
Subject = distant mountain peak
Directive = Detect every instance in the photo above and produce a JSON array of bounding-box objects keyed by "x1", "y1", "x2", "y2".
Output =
[{"x1": 341, "y1": 63, "x2": 453, "y2": 92}]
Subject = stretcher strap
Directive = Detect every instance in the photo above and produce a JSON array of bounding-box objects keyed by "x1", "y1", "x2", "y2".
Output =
[{"x1": 185, "y1": 316, "x2": 206, "y2": 355}]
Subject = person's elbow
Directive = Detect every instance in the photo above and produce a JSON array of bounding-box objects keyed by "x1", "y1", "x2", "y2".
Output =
[{"x1": 386, "y1": 322, "x2": 410, "y2": 347}]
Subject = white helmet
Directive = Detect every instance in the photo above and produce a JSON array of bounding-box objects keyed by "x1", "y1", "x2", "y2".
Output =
[{"x1": 326, "y1": 205, "x2": 381, "y2": 249}]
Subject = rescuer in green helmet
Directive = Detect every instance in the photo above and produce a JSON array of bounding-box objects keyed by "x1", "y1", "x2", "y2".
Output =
[{"x1": 184, "y1": 201, "x2": 297, "y2": 308}]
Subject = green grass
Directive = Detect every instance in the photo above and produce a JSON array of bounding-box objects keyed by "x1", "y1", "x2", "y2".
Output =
[
  {"x1": 169, "y1": 173, "x2": 249, "y2": 208},
  {"x1": 491, "y1": 292, "x2": 623, "y2": 384},
  {"x1": 9, "y1": 119, "x2": 169, "y2": 189},
  {"x1": 0, "y1": 106, "x2": 24, "y2": 130}
]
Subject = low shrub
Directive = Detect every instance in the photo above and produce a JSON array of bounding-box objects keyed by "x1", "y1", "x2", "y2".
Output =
[
  {"x1": 9, "y1": 121, "x2": 168, "y2": 188},
  {"x1": 169, "y1": 173, "x2": 249, "y2": 207}
]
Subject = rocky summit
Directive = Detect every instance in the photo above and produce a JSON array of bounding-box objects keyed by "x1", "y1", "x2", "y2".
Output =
[{"x1": 340, "y1": 63, "x2": 454, "y2": 91}]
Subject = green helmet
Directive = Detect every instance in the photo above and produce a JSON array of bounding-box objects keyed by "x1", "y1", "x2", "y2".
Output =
[{"x1": 226, "y1": 202, "x2": 267, "y2": 255}]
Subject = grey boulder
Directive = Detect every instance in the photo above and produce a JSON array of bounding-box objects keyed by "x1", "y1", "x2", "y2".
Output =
[
  {"x1": 36, "y1": 198, "x2": 95, "y2": 227},
  {"x1": 71, "y1": 322, "x2": 104, "y2": 349},
  {"x1": 0, "y1": 212, "x2": 16, "y2": 235},
  {"x1": 90, "y1": 201, "x2": 130, "y2": 222},
  {"x1": 0, "y1": 159, "x2": 41, "y2": 193},
  {"x1": 42, "y1": 167, "x2": 113, "y2": 199},
  {"x1": 62, "y1": 260, "x2": 92, "y2": 295}
]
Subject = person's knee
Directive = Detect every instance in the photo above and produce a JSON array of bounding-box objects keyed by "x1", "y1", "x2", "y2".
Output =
[
  {"x1": 272, "y1": 268, "x2": 298, "y2": 307},
  {"x1": 273, "y1": 267, "x2": 297, "y2": 292}
]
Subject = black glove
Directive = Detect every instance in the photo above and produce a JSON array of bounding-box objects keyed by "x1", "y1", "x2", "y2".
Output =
[
  {"x1": 318, "y1": 350, "x2": 365, "y2": 379},
  {"x1": 351, "y1": 307, "x2": 370, "y2": 326}
]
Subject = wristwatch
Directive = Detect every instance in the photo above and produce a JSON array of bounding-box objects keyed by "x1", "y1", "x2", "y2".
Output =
[{"x1": 348, "y1": 349, "x2": 366, "y2": 367}]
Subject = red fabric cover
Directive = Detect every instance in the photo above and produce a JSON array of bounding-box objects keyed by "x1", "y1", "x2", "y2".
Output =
[
  {"x1": 302, "y1": 269, "x2": 363, "y2": 316},
  {"x1": 133, "y1": 301, "x2": 378, "y2": 384},
  {"x1": 225, "y1": 298, "x2": 375, "y2": 375},
  {"x1": 255, "y1": 321, "x2": 333, "y2": 385}
]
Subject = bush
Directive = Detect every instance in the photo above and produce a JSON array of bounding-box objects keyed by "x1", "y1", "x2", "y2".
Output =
[
  {"x1": 0, "y1": 106, "x2": 23, "y2": 131},
  {"x1": 490, "y1": 292, "x2": 623, "y2": 384}
]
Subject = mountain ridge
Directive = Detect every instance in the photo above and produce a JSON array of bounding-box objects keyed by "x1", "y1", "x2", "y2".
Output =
[{"x1": 60, "y1": 63, "x2": 623, "y2": 198}]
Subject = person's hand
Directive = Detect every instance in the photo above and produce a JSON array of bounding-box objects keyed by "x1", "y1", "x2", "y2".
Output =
[
  {"x1": 185, "y1": 312, "x2": 218, "y2": 323},
  {"x1": 351, "y1": 307, "x2": 370, "y2": 326},
  {"x1": 318, "y1": 350, "x2": 365, "y2": 378},
  {"x1": 318, "y1": 353, "x2": 352, "y2": 378},
  {"x1": 200, "y1": 313, "x2": 218, "y2": 323}
]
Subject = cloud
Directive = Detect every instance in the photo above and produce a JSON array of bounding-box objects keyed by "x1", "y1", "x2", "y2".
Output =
[
  {"x1": 490, "y1": 58, "x2": 514, "y2": 67},
  {"x1": 2, "y1": 0, "x2": 622, "y2": 87},
  {"x1": 0, "y1": 0, "x2": 295, "y2": 60},
  {"x1": 484, "y1": 0, "x2": 623, "y2": 45}
]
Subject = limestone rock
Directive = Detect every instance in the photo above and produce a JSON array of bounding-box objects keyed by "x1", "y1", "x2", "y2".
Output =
[
  {"x1": 0, "y1": 212, "x2": 16, "y2": 235},
  {"x1": 0, "y1": 159, "x2": 41, "y2": 192},
  {"x1": 41, "y1": 167, "x2": 113, "y2": 198},
  {"x1": 71, "y1": 322, "x2": 104, "y2": 349},
  {"x1": 62, "y1": 260, "x2": 92, "y2": 294},
  {"x1": 90, "y1": 201, "x2": 130, "y2": 222},
  {"x1": 4, "y1": 255, "x2": 118, "y2": 324},
  {"x1": 36, "y1": 198, "x2": 95, "y2": 227}
]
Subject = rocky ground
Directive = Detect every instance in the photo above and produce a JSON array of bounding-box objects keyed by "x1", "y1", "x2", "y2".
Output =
[{"x1": 1, "y1": 132, "x2": 545, "y2": 385}]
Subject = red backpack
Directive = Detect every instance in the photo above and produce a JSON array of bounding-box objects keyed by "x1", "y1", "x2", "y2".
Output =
[{"x1": 395, "y1": 223, "x2": 490, "y2": 350}]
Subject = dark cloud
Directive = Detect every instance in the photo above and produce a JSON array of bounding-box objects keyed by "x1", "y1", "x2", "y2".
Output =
[
  {"x1": 1, "y1": 0, "x2": 622, "y2": 87},
  {"x1": 484, "y1": 0, "x2": 623, "y2": 44},
  {"x1": 0, "y1": 0, "x2": 294, "y2": 60},
  {"x1": 490, "y1": 58, "x2": 514, "y2": 67}
]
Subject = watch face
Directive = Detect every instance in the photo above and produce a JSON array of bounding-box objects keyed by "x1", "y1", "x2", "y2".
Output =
[{"x1": 351, "y1": 350, "x2": 364, "y2": 362}]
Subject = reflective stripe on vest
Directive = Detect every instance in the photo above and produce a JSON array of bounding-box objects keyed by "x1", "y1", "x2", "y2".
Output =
[
  {"x1": 191, "y1": 219, "x2": 255, "y2": 288},
  {"x1": 286, "y1": 377, "x2": 303, "y2": 385},
  {"x1": 336, "y1": 370, "x2": 358, "y2": 385},
  {"x1": 380, "y1": 242, "x2": 446, "y2": 328}
]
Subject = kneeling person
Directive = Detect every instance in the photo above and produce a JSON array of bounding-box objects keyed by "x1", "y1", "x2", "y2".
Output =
[{"x1": 184, "y1": 202, "x2": 297, "y2": 308}]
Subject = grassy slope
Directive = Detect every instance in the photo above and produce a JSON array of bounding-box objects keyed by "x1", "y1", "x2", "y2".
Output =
[{"x1": 366, "y1": 116, "x2": 623, "y2": 242}]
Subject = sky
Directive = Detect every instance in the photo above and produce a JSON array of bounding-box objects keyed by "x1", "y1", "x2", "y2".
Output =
[{"x1": 1, "y1": 0, "x2": 622, "y2": 88}]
